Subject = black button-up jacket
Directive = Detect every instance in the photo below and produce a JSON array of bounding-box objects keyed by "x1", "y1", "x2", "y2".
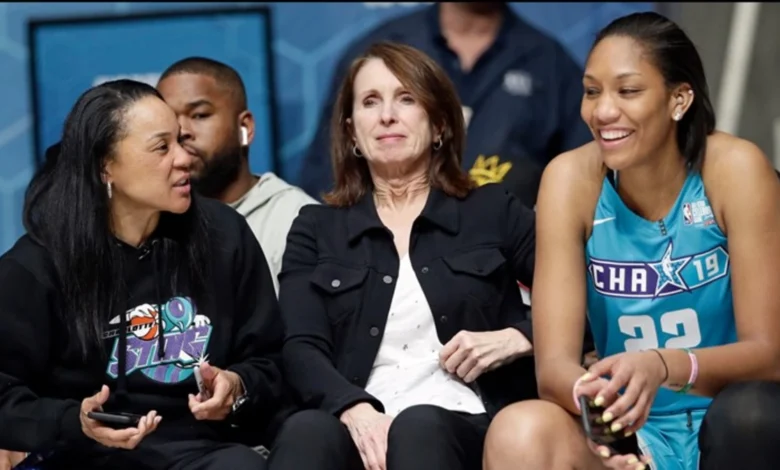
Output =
[{"x1": 278, "y1": 184, "x2": 537, "y2": 419}]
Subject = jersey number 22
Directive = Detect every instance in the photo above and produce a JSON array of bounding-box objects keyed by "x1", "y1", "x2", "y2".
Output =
[{"x1": 618, "y1": 308, "x2": 702, "y2": 351}]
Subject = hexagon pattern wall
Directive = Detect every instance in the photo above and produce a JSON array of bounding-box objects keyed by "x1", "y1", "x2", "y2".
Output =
[{"x1": 0, "y1": 2, "x2": 652, "y2": 253}]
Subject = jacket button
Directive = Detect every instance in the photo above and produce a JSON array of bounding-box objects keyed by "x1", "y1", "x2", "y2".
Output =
[
  {"x1": 421, "y1": 266, "x2": 429, "y2": 274},
  {"x1": 440, "y1": 315, "x2": 448, "y2": 323},
  {"x1": 331, "y1": 279, "x2": 341, "y2": 288},
  {"x1": 383, "y1": 275, "x2": 393, "y2": 284},
  {"x1": 370, "y1": 326, "x2": 380, "y2": 337}
]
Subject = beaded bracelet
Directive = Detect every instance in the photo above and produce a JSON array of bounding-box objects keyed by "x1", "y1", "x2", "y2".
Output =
[{"x1": 676, "y1": 348, "x2": 698, "y2": 394}]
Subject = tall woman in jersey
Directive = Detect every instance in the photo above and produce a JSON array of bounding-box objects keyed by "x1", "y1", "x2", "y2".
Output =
[{"x1": 482, "y1": 12, "x2": 780, "y2": 470}]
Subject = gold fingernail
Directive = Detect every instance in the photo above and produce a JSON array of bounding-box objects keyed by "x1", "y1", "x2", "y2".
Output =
[
  {"x1": 594, "y1": 396, "x2": 605, "y2": 407},
  {"x1": 624, "y1": 430, "x2": 634, "y2": 437},
  {"x1": 581, "y1": 372, "x2": 592, "y2": 381},
  {"x1": 599, "y1": 447, "x2": 610, "y2": 458},
  {"x1": 627, "y1": 456, "x2": 638, "y2": 465},
  {"x1": 602, "y1": 411, "x2": 613, "y2": 423},
  {"x1": 610, "y1": 422, "x2": 623, "y2": 433},
  {"x1": 636, "y1": 464, "x2": 646, "y2": 470}
]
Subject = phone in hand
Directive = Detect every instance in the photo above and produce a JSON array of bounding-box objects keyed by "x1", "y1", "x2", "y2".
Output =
[
  {"x1": 87, "y1": 411, "x2": 143, "y2": 428},
  {"x1": 193, "y1": 365, "x2": 212, "y2": 400},
  {"x1": 578, "y1": 395, "x2": 646, "y2": 462},
  {"x1": 12, "y1": 450, "x2": 55, "y2": 470}
]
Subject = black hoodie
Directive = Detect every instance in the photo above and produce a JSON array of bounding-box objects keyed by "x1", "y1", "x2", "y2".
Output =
[{"x1": 0, "y1": 196, "x2": 284, "y2": 454}]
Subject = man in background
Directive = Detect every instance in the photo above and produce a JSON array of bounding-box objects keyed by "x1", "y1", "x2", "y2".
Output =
[
  {"x1": 157, "y1": 58, "x2": 317, "y2": 294},
  {"x1": 158, "y1": 58, "x2": 310, "y2": 452},
  {"x1": 298, "y1": 2, "x2": 592, "y2": 209}
]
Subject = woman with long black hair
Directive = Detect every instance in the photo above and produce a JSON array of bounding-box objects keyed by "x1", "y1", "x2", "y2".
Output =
[{"x1": 0, "y1": 79, "x2": 283, "y2": 469}]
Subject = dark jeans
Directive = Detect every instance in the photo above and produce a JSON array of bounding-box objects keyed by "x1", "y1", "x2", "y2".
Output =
[
  {"x1": 268, "y1": 404, "x2": 490, "y2": 470},
  {"x1": 41, "y1": 439, "x2": 267, "y2": 470},
  {"x1": 699, "y1": 381, "x2": 780, "y2": 470}
]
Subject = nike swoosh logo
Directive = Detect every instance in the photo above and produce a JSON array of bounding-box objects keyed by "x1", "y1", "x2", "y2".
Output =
[{"x1": 593, "y1": 217, "x2": 616, "y2": 226}]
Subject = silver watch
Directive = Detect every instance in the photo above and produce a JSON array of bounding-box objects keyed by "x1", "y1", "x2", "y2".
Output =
[{"x1": 231, "y1": 375, "x2": 249, "y2": 414}]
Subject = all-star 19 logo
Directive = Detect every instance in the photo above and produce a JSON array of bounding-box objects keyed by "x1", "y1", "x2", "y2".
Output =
[{"x1": 588, "y1": 242, "x2": 730, "y2": 299}]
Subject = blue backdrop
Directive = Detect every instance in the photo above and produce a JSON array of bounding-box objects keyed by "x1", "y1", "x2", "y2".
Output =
[
  {"x1": 0, "y1": 2, "x2": 654, "y2": 254},
  {"x1": 30, "y1": 8, "x2": 276, "y2": 173}
]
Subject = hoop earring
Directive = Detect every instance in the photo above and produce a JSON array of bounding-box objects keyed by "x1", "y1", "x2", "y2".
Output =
[
  {"x1": 352, "y1": 145, "x2": 363, "y2": 158},
  {"x1": 433, "y1": 138, "x2": 443, "y2": 151},
  {"x1": 107, "y1": 181, "x2": 113, "y2": 199}
]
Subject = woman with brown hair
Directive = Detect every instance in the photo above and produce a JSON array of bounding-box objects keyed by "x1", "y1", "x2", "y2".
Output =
[{"x1": 267, "y1": 41, "x2": 537, "y2": 470}]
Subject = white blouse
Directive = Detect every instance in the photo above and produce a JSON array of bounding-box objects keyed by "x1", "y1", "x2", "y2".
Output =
[{"x1": 365, "y1": 255, "x2": 486, "y2": 417}]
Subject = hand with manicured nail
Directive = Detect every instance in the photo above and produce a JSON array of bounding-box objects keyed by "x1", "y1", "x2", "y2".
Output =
[
  {"x1": 574, "y1": 374, "x2": 620, "y2": 442},
  {"x1": 586, "y1": 439, "x2": 653, "y2": 470},
  {"x1": 574, "y1": 370, "x2": 656, "y2": 470},
  {"x1": 581, "y1": 349, "x2": 668, "y2": 437}
]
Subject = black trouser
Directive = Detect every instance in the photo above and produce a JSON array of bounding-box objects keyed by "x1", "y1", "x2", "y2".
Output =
[
  {"x1": 699, "y1": 381, "x2": 780, "y2": 470},
  {"x1": 43, "y1": 438, "x2": 267, "y2": 470},
  {"x1": 268, "y1": 404, "x2": 490, "y2": 470}
]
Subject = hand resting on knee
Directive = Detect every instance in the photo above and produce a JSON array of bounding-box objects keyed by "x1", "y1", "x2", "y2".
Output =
[{"x1": 339, "y1": 403, "x2": 394, "y2": 470}]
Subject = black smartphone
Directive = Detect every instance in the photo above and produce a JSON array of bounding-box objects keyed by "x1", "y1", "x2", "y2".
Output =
[
  {"x1": 12, "y1": 450, "x2": 55, "y2": 470},
  {"x1": 578, "y1": 395, "x2": 646, "y2": 462},
  {"x1": 87, "y1": 411, "x2": 143, "y2": 428}
]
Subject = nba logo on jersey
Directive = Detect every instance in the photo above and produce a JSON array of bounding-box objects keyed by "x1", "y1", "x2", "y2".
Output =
[
  {"x1": 682, "y1": 200, "x2": 714, "y2": 226},
  {"x1": 683, "y1": 203, "x2": 693, "y2": 225}
]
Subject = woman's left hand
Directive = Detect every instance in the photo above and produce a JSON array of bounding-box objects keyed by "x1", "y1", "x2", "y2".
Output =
[
  {"x1": 439, "y1": 329, "x2": 531, "y2": 383},
  {"x1": 0, "y1": 450, "x2": 27, "y2": 470},
  {"x1": 582, "y1": 350, "x2": 668, "y2": 435},
  {"x1": 188, "y1": 362, "x2": 245, "y2": 421}
]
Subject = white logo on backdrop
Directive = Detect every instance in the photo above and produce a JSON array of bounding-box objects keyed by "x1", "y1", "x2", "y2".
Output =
[
  {"x1": 363, "y1": 2, "x2": 433, "y2": 9},
  {"x1": 92, "y1": 73, "x2": 162, "y2": 87}
]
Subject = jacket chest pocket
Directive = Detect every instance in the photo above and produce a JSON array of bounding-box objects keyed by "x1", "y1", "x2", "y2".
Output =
[
  {"x1": 310, "y1": 262, "x2": 369, "y2": 325},
  {"x1": 442, "y1": 248, "x2": 507, "y2": 307}
]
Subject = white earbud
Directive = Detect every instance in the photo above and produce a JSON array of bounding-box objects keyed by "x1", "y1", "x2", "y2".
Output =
[{"x1": 240, "y1": 126, "x2": 249, "y2": 146}]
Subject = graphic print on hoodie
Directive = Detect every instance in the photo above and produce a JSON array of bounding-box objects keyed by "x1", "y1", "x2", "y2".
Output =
[
  {"x1": 0, "y1": 196, "x2": 285, "y2": 454},
  {"x1": 105, "y1": 297, "x2": 213, "y2": 383}
]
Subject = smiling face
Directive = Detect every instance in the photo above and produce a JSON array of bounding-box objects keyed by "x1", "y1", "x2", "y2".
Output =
[
  {"x1": 350, "y1": 58, "x2": 439, "y2": 172},
  {"x1": 581, "y1": 35, "x2": 691, "y2": 171},
  {"x1": 104, "y1": 96, "x2": 193, "y2": 214}
]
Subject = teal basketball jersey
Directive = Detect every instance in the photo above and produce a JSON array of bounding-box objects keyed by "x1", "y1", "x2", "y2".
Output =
[{"x1": 585, "y1": 171, "x2": 736, "y2": 414}]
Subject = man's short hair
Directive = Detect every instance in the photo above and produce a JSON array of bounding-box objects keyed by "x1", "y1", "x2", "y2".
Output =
[{"x1": 159, "y1": 57, "x2": 247, "y2": 109}]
